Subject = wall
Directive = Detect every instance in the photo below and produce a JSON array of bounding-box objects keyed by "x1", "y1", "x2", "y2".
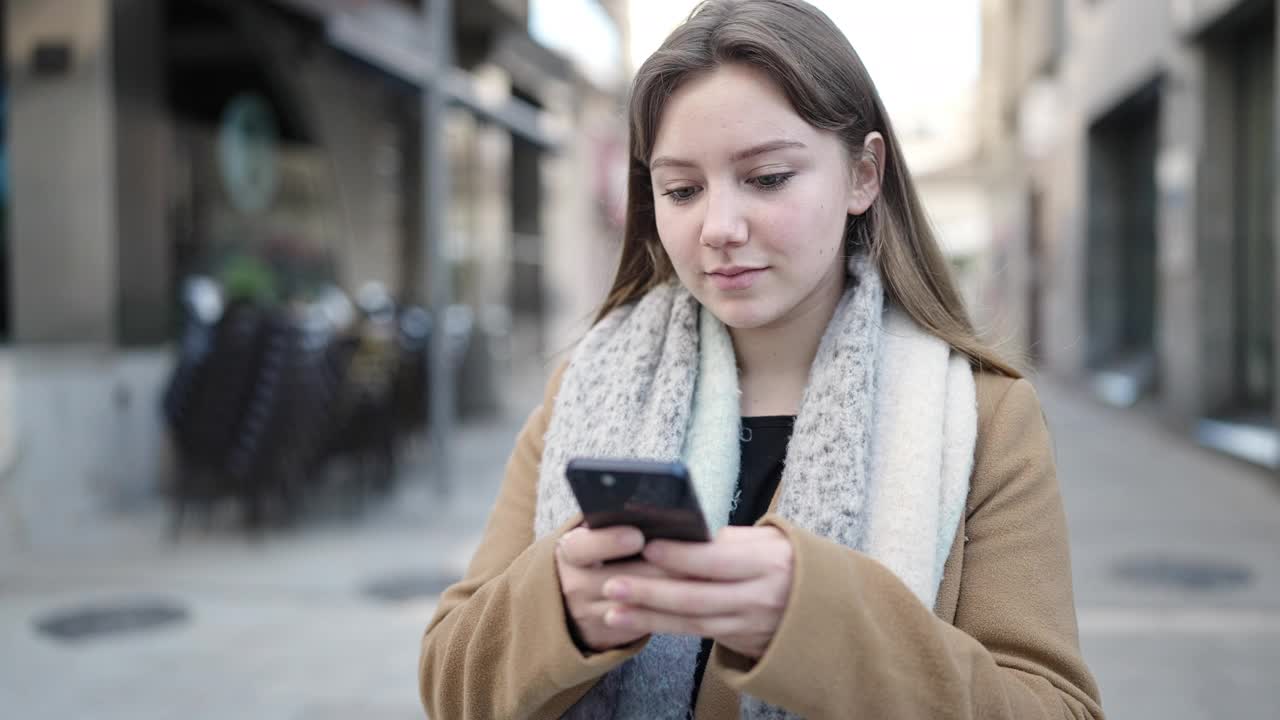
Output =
[
  {"x1": 1, "y1": 349, "x2": 172, "y2": 551},
  {"x1": 6, "y1": 0, "x2": 117, "y2": 344},
  {"x1": 989, "y1": 0, "x2": 1278, "y2": 433}
]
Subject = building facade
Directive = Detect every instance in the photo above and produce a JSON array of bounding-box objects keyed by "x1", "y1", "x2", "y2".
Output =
[
  {"x1": 0, "y1": 0, "x2": 629, "y2": 547},
  {"x1": 981, "y1": 0, "x2": 1278, "y2": 468}
]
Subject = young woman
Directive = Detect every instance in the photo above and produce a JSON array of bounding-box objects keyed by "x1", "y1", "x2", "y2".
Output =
[{"x1": 419, "y1": 1, "x2": 1104, "y2": 718}]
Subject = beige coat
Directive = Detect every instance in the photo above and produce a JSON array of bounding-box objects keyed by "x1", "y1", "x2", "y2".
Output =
[{"x1": 419, "y1": 365, "x2": 1105, "y2": 719}]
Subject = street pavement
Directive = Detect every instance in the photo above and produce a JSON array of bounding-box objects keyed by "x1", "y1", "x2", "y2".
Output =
[
  {"x1": 1040, "y1": 376, "x2": 1280, "y2": 720},
  {"x1": 1, "y1": 370, "x2": 1278, "y2": 719}
]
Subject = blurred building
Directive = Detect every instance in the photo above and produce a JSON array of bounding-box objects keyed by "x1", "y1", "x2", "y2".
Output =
[
  {"x1": 980, "y1": 0, "x2": 1278, "y2": 469},
  {"x1": 0, "y1": 0, "x2": 629, "y2": 543},
  {"x1": 897, "y1": 89, "x2": 991, "y2": 311}
]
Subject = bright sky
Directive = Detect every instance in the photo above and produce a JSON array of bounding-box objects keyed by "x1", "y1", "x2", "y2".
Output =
[
  {"x1": 529, "y1": 0, "x2": 624, "y2": 88},
  {"x1": 625, "y1": 0, "x2": 981, "y2": 118}
]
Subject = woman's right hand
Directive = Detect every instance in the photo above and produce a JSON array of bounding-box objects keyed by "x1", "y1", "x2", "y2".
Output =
[{"x1": 555, "y1": 525, "x2": 673, "y2": 653}]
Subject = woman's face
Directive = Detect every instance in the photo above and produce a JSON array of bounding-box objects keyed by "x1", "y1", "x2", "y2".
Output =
[{"x1": 649, "y1": 63, "x2": 877, "y2": 331}]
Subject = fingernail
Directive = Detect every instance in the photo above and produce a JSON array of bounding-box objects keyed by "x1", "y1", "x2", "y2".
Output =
[
  {"x1": 605, "y1": 608, "x2": 630, "y2": 628},
  {"x1": 620, "y1": 529, "x2": 643, "y2": 549},
  {"x1": 603, "y1": 579, "x2": 629, "y2": 600}
]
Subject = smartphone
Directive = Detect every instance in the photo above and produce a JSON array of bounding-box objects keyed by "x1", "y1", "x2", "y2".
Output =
[{"x1": 565, "y1": 458, "x2": 711, "y2": 543}]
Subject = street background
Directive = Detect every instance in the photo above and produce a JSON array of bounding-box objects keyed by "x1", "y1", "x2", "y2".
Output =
[{"x1": 1, "y1": 1, "x2": 1278, "y2": 718}]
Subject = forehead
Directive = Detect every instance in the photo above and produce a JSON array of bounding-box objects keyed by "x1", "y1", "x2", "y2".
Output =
[{"x1": 651, "y1": 64, "x2": 820, "y2": 159}]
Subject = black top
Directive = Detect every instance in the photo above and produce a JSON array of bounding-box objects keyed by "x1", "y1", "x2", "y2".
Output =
[{"x1": 690, "y1": 415, "x2": 796, "y2": 710}]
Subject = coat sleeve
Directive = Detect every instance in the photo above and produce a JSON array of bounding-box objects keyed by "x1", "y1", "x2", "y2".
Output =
[
  {"x1": 707, "y1": 378, "x2": 1105, "y2": 719},
  {"x1": 418, "y1": 366, "x2": 646, "y2": 720}
]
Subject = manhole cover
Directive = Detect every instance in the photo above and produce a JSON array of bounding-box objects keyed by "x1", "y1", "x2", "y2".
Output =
[
  {"x1": 362, "y1": 571, "x2": 458, "y2": 604},
  {"x1": 1113, "y1": 556, "x2": 1254, "y2": 591},
  {"x1": 34, "y1": 598, "x2": 189, "y2": 642}
]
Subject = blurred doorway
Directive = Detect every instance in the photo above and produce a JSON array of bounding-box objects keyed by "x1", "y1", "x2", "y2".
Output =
[
  {"x1": 1195, "y1": 3, "x2": 1277, "y2": 470},
  {"x1": 0, "y1": 1, "x2": 8, "y2": 342},
  {"x1": 1085, "y1": 80, "x2": 1161, "y2": 406},
  {"x1": 1230, "y1": 18, "x2": 1275, "y2": 423}
]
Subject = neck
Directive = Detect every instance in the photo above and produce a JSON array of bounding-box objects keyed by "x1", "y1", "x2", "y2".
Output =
[{"x1": 729, "y1": 272, "x2": 846, "y2": 415}]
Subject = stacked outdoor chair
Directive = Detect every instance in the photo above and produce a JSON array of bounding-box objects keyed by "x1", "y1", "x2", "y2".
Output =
[
  {"x1": 220, "y1": 310, "x2": 337, "y2": 528},
  {"x1": 315, "y1": 321, "x2": 401, "y2": 503},
  {"x1": 165, "y1": 300, "x2": 273, "y2": 531},
  {"x1": 164, "y1": 290, "x2": 437, "y2": 534}
]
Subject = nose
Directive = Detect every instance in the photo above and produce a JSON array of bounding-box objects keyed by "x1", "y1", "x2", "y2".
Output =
[{"x1": 699, "y1": 186, "x2": 748, "y2": 249}]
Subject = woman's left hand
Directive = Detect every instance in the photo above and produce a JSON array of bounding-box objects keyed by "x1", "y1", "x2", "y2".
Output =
[{"x1": 600, "y1": 525, "x2": 795, "y2": 660}]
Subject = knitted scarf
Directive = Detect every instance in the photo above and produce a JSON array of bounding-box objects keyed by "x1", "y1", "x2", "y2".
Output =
[{"x1": 534, "y1": 257, "x2": 977, "y2": 719}]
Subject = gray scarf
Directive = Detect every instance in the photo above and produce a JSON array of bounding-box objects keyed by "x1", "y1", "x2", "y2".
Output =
[{"x1": 535, "y1": 258, "x2": 977, "y2": 719}]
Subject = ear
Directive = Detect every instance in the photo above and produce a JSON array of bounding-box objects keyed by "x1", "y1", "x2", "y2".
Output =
[{"x1": 846, "y1": 131, "x2": 886, "y2": 216}]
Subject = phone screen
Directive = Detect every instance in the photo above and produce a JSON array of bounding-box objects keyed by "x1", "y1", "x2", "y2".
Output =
[{"x1": 565, "y1": 458, "x2": 711, "y2": 543}]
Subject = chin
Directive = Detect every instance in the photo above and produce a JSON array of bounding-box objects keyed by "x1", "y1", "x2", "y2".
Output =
[{"x1": 699, "y1": 296, "x2": 780, "y2": 330}]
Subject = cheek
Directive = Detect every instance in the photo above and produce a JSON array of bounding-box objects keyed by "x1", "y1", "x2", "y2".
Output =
[
  {"x1": 655, "y1": 208, "x2": 700, "y2": 264},
  {"x1": 759, "y1": 197, "x2": 846, "y2": 264}
]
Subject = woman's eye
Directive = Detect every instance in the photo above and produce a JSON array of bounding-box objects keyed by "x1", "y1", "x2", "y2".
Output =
[
  {"x1": 751, "y1": 172, "x2": 794, "y2": 190},
  {"x1": 663, "y1": 186, "x2": 700, "y2": 203}
]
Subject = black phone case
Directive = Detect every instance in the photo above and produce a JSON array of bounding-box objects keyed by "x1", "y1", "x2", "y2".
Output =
[{"x1": 565, "y1": 458, "x2": 711, "y2": 543}]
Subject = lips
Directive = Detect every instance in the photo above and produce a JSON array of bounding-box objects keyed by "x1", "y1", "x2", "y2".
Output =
[{"x1": 706, "y1": 266, "x2": 767, "y2": 291}]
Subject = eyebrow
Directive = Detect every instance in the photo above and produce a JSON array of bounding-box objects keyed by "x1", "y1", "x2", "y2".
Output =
[{"x1": 649, "y1": 139, "x2": 807, "y2": 171}]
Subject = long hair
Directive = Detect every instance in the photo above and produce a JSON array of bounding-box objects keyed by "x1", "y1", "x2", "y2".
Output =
[{"x1": 596, "y1": 0, "x2": 1019, "y2": 378}]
